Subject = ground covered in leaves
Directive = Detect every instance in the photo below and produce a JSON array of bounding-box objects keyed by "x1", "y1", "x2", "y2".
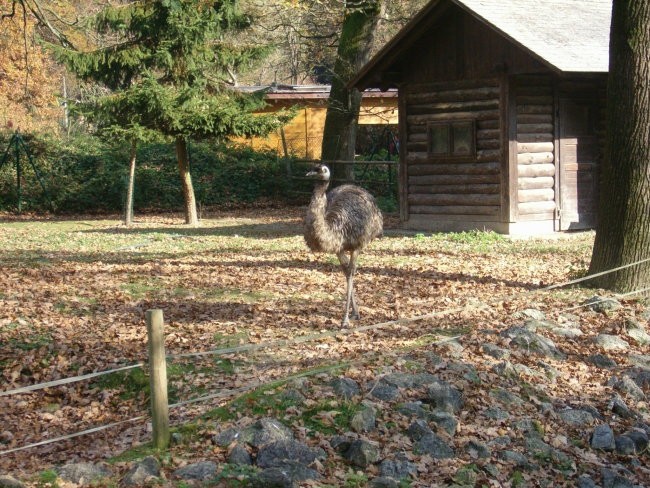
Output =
[{"x1": 1, "y1": 207, "x2": 648, "y2": 487}]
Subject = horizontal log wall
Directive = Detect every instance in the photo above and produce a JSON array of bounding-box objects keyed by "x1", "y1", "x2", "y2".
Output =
[
  {"x1": 515, "y1": 75, "x2": 556, "y2": 219},
  {"x1": 405, "y1": 79, "x2": 501, "y2": 217}
]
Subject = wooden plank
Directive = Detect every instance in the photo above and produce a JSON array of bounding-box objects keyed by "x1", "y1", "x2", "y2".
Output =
[
  {"x1": 478, "y1": 119, "x2": 500, "y2": 130},
  {"x1": 518, "y1": 176, "x2": 555, "y2": 190},
  {"x1": 408, "y1": 99, "x2": 499, "y2": 114},
  {"x1": 517, "y1": 152, "x2": 554, "y2": 165},
  {"x1": 518, "y1": 188, "x2": 555, "y2": 203},
  {"x1": 405, "y1": 85, "x2": 500, "y2": 104},
  {"x1": 504, "y1": 74, "x2": 518, "y2": 223},
  {"x1": 408, "y1": 183, "x2": 500, "y2": 194},
  {"x1": 517, "y1": 114, "x2": 553, "y2": 124},
  {"x1": 399, "y1": 88, "x2": 409, "y2": 221},
  {"x1": 516, "y1": 95, "x2": 554, "y2": 105},
  {"x1": 409, "y1": 173, "x2": 500, "y2": 185},
  {"x1": 409, "y1": 205, "x2": 500, "y2": 215},
  {"x1": 146, "y1": 309, "x2": 170, "y2": 450},
  {"x1": 517, "y1": 141, "x2": 554, "y2": 153},
  {"x1": 409, "y1": 162, "x2": 501, "y2": 175},
  {"x1": 517, "y1": 123, "x2": 554, "y2": 134},
  {"x1": 516, "y1": 105, "x2": 553, "y2": 115},
  {"x1": 518, "y1": 201, "x2": 556, "y2": 215},
  {"x1": 408, "y1": 193, "x2": 501, "y2": 206},
  {"x1": 477, "y1": 129, "x2": 500, "y2": 140},
  {"x1": 477, "y1": 138, "x2": 500, "y2": 150},
  {"x1": 517, "y1": 163, "x2": 555, "y2": 177},
  {"x1": 406, "y1": 109, "x2": 499, "y2": 124},
  {"x1": 518, "y1": 133, "x2": 554, "y2": 143}
]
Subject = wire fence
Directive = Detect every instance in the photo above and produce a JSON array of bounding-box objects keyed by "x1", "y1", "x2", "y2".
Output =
[{"x1": 1, "y1": 256, "x2": 649, "y2": 457}]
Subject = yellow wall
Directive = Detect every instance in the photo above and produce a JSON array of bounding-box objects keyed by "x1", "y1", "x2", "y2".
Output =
[{"x1": 233, "y1": 96, "x2": 398, "y2": 159}]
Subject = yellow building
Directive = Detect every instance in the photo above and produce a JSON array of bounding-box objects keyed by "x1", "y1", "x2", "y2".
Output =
[{"x1": 236, "y1": 84, "x2": 398, "y2": 159}]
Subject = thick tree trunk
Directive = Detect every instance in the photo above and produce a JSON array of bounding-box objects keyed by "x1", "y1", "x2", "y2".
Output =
[
  {"x1": 321, "y1": 0, "x2": 384, "y2": 183},
  {"x1": 588, "y1": 1, "x2": 650, "y2": 292},
  {"x1": 175, "y1": 137, "x2": 199, "y2": 226},
  {"x1": 124, "y1": 140, "x2": 137, "y2": 226}
]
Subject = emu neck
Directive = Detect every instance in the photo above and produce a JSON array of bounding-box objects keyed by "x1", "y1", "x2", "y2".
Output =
[{"x1": 305, "y1": 179, "x2": 340, "y2": 252}]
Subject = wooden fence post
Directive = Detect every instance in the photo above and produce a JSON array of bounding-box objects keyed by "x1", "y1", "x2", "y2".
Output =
[{"x1": 146, "y1": 309, "x2": 169, "y2": 449}]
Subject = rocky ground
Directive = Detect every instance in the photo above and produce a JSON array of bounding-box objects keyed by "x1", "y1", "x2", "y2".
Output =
[{"x1": 2, "y1": 300, "x2": 649, "y2": 487}]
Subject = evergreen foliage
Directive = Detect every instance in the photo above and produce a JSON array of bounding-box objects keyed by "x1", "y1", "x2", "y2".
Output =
[{"x1": 47, "y1": 0, "x2": 294, "y2": 224}]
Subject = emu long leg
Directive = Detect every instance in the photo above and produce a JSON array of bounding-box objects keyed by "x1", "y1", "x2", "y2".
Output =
[{"x1": 338, "y1": 250, "x2": 359, "y2": 326}]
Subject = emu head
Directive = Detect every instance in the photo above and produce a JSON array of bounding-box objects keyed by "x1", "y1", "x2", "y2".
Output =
[{"x1": 306, "y1": 164, "x2": 331, "y2": 181}]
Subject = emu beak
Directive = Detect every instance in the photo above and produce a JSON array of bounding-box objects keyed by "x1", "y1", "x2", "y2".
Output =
[{"x1": 306, "y1": 170, "x2": 317, "y2": 177}]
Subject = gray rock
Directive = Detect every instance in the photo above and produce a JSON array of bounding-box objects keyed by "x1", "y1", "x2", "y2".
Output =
[
  {"x1": 481, "y1": 343, "x2": 511, "y2": 359},
  {"x1": 413, "y1": 433, "x2": 454, "y2": 459},
  {"x1": 596, "y1": 334, "x2": 630, "y2": 351},
  {"x1": 253, "y1": 462, "x2": 320, "y2": 487},
  {"x1": 577, "y1": 474, "x2": 598, "y2": 488},
  {"x1": 630, "y1": 369, "x2": 650, "y2": 388},
  {"x1": 426, "y1": 380, "x2": 464, "y2": 413},
  {"x1": 396, "y1": 401, "x2": 431, "y2": 419},
  {"x1": 331, "y1": 378, "x2": 360, "y2": 399},
  {"x1": 627, "y1": 326, "x2": 650, "y2": 345},
  {"x1": 588, "y1": 353, "x2": 618, "y2": 369},
  {"x1": 622, "y1": 429, "x2": 648, "y2": 453},
  {"x1": 464, "y1": 440, "x2": 491, "y2": 458},
  {"x1": 609, "y1": 394, "x2": 635, "y2": 418},
  {"x1": 381, "y1": 373, "x2": 417, "y2": 388},
  {"x1": 121, "y1": 456, "x2": 160, "y2": 487},
  {"x1": 614, "y1": 435, "x2": 636, "y2": 455},
  {"x1": 351, "y1": 405, "x2": 376, "y2": 433},
  {"x1": 369, "y1": 477, "x2": 399, "y2": 488},
  {"x1": 498, "y1": 450, "x2": 534, "y2": 469},
  {"x1": 173, "y1": 461, "x2": 217, "y2": 481},
  {"x1": 281, "y1": 389, "x2": 306, "y2": 405},
  {"x1": 0, "y1": 475, "x2": 24, "y2": 488},
  {"x1": 500, "y1": 327, "x2": 565, "y2": 359},
  {"x1": 590, "y1": 424, "x2": 615, "y2": 451},
  {"x1": 330, "y1": 435, "x2": 353, "y2": 453},
  {"x1": 370, "y1": 384, "x2": 400, "y2": 401},
  {"x1": 214, "y1": 427, "x2": 240, "y2": 447},
  {"x1": 558, "y1": 409, "x2": 596, "y2": 427},
  {"x1": 492, "y1": 361, "x2": 518, "y2": 378},
  {"x1": 256, "y1": 440, "x2": 326, "y2": 469},
  {"x1": 407, "y1": 419, "x2": 433, "y2": 441},
  {"x1": 483, "y1": 406, "x2": 510, "y2": 420},
  {"x1": 430, "y1": 411, "x2": 458, "y2": 436},
  {"x1": 584, "y1": 296, "x2": 622, "y2": 313},
  {"x1": 628, "y1": 354, "x2": 650, "y2": 370},
  {"x1": 515, "y1": 309, "x2": 546, "y2": 321},
  {"x1": 609, "y1": 375, "x2": 646, "y2": 401},
  {"x1": 344, "y1": 440, "x2": 380, "y2": 468},
  {"x1": 489, "y1": 388, "x2": 523, "y2": 407},
  {"x1": 245, "y1": 418, "x2": 294, "y2": 448},
  {"x1": 550, "y1": 326, "x2": 584, "y2": 338},
  {"x1": 601, "y1": 467, "x2": 635, "y2": 488},
  {"x1": 379, "y1": 454, "x2": 416, "y2": 480},
  {"x1": 229, "y1": 444, "x2": 252, "y2": 465},
  {"x1": 57, "y1": 462, "x2": 113, "y2": 485}
]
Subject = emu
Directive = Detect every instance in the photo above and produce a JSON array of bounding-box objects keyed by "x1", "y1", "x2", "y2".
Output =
[{"x1": 304, "y1": 164, "x2": 383, "y2": 326}]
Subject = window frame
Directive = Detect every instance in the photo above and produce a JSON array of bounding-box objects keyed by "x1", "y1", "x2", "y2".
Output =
[{"x1": 427, "y1": 119, "x2": 477, "y2": 161}]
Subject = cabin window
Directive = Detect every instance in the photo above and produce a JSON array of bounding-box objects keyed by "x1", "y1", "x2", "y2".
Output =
[{"x1": 428, "y1": 120, "x2": 476, "y2": 159}]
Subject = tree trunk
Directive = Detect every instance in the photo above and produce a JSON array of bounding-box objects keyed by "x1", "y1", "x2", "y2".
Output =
[
  {"x1": 175, "y1": 137, "x2": 199, "y2": 226},
  {"x1": 124, "y1": 140, "x2": 137, "y2": 226},
  {"x1": 320, "y1": 0, "x2": 384, "y2": 183},
  {"x1": 588, "y1": 1, "x2": 650, "y2": 292}
]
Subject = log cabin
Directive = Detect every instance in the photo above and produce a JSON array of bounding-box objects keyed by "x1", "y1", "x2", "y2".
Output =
[{"x1": 351, "y1": 0, "x2": 611, "y2": 234}]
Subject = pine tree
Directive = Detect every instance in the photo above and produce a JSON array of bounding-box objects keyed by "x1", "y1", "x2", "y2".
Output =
[{"x1": 50, "y1": 0, "x2": 292, "y2": 225}]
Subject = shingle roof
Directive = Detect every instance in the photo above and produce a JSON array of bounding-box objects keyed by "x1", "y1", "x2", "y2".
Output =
[
  {"x1": 455, "y1": 0, "x2": 611, "y2": 72},
  {"x1": 352, "y1": 0, "x2": 611, "y2": 88}
]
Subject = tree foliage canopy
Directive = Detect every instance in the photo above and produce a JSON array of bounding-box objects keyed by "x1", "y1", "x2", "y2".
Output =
[{"x1": 48, "y1": 0, "x2": 293, "y2": 143}]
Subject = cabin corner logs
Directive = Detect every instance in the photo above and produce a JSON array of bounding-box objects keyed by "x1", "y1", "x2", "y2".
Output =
[{"x1": 401, "y1": 75, "x2": 605, "y2": 233}]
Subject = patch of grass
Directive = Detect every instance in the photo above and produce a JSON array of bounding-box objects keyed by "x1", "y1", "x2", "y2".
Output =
[
  {"x1": 8, "y1": 331, "x2": 52, "y2": 351},
  {"x1": 121, "y1": 280, "x2": 161, "y2": 299},
  {"x1": 213, "y1": 331, "x2": 249, "y2": 348},
  {"x1": 212, "y1": 463, "x2": 259, "y2": 487},
  {"x1": 34, "y1": 469, "x2": 59, "y2": 487},
  {"x1": 107, "y1": 443, "x2": 159, "y2": 464},
  {"x1": 203, "y1": 287, "x2": 271, "y2": 304},
  {"x1": 511, "y1": 470, "x2": 525, "y2": 487},
  {"x1": 344, "y1": 470, "x2": 369, "y2": 488},
  {"x1": 93, "y1": 368, "x2": 150, "y2": 401},
  {"x1": 301, "y1": 401, "x2": 364, "y2": 435}
]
